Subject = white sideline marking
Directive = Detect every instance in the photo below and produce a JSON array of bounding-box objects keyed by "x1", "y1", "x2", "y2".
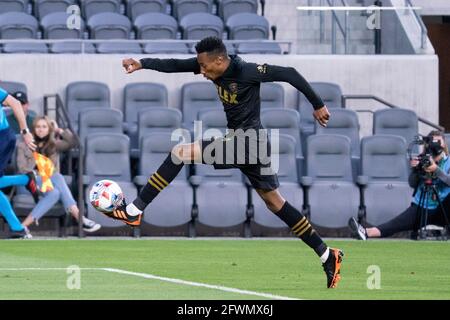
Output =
[{"x1": 0, "y1": 267, "x2": 299, "y2": 300}]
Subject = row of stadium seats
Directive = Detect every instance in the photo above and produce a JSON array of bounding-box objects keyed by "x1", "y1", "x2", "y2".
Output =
[
  {"x1": 0, "y1": 0, "x2": 261, "y2": 22},
  {"x1": 74, "y1": 131, "x2": 413, "y2": 234}
]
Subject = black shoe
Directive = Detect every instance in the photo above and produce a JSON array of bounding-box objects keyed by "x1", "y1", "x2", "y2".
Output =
[
  {"x1": 25, "y1": 171, "x2": 41, "y2": 204},
  {"x1": 9, "y1": 229, "x2": 31, "y2": 239},
  {"x1": 322, "y1": 248, "x2": 344, "y2": 289},
  {"x1": 348, "y1": 217, "x2": 367, "y2": 240}
]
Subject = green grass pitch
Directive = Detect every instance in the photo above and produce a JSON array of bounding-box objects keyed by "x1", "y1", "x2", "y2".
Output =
[{"x1": 0, "y1": 239, "x2": 449, "y2": 300}]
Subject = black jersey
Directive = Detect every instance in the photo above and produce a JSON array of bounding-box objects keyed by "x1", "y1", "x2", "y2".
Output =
[{"x1": 140, "y1": 55, "x2": 324, "y2": 130}]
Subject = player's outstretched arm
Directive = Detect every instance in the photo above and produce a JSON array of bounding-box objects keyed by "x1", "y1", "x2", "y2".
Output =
[
  {"x1": 3, "y1": 95, "x2": 36, "y2": 150},
  {"x1": 252, "y1": 64, "x2": 330, "y2": 127},
  {"x1": 123, "y1": 57, "x2": 200, "y2": 74}
]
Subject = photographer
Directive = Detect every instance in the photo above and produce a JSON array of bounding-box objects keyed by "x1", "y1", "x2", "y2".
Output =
[{"x1": 349, "y1": 130, "x2": 450, "y2": 240}]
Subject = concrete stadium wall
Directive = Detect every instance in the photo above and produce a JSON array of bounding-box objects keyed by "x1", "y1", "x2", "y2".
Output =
[{"x1": 0, "y1": 53, "x2": 439, "y2": 136}]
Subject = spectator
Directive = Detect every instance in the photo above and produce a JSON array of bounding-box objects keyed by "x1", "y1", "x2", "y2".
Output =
[
  {"x1": 6, "y1": 91, "x2": 37, "y2": 135},
  {"x1": 17, "y1": 116, "x2": 101, "y2": 237}
]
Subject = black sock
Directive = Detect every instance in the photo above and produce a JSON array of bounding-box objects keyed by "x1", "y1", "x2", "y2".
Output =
[
  {"x1": 133, "y1": 152, "x2": 184, "y2": 211},
  {"x1": 275, "y1": 201, "x2": 327, "y2": 257}
]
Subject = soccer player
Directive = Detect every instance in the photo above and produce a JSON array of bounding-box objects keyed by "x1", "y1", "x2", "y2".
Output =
[
  {"x1": 0, "y1": 86, "x2": 40, "y2": 238},
  {"x1": 110, "y1": 37, "x2": 344, "y2": 288}
]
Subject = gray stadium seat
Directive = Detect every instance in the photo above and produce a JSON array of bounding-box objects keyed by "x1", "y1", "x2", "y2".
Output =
[
  {"x1": 143, "y1": 41, "x2": 190, "y2": 53},
  {"x1": 373, "y1": 108, "x2": 419, "y2": 146},
  {"x1": 359, "y1": 135, "x2": 412, "y2": 226},
  {"x1": 0, "y1": 12, "x2": 47, "y2": 53},
  {"x1": 235, "y1": 41, "x2": 282, "y2": 54},
  {"x1": 302, "y1": 134, "x2": 359, "y2": 228},
  {"x1": 0, "y1": 81, "x2": 27, "y2": 95},
  {"x1": 0, "y1": 0, "x2": 29, "y2": 13},
  {"x1": 226, "y1": 12, "x2": 269, "y2": 40},
  {"x1": 261, "y1": 108, "x2": 302, "y2": 158},
  {"x1": 179, "y1": 12, "x2": 224, "y2": 40},
  {"x1": 198, "y1": 108, "x2": 227, "y2": 139},
  {"x1": 124, "y1": 82, "x2": 168, "y2": 148},
  {"x1": 78, "y1": 108, "x2": 124, "y2": 146},
  {"x1": 137, "y1": 107, "x2": 182, "y2": 153},
  {"x1": 445, "y1": 134, "x2": 450, "y2": 145},
  {"x1": 136, "y1": 132, "x2": 193, "y2": 228},
  {"x1": 172, "y1": 0, "x2": 213, "y2": 21},
  {"x1": 84, "y1": 133, "x2": 137, "y2": 228},
  {"x1": 126, "y1": 0, "x2": 168, "y2": 21},
  {"x1": 87, "y1": 12, "x2": 131, "y2": 39},
  {"x1": 315, "y1": 108, "x2": 360, "y2": 178},
  {"x1": 298, "y1": 82, "x2": 343, "y2": 151},
  {"x1": 192, "y1": 161, "x2": 248, "y2": 232},
  {"x1": 181, "y1": 82, "x2": 222, "y2": 130},
  {"x1": 35, "y1": 0, "x2": 75, "y2": 19},
  {"x1": 218, "y1": 0, "x2": 258, "y2": 21},
  {"x1": 251, "y1": 134, "x2": 303, "y2": 231},
  {"x1": 134, "y1": 12, "x2": 178, "y2": 39},
  {"x1": 260, "y1": 82, "x2": 284, "y2": 109},
  {"x1": 81, "y1": 0, "x2": 122, "y2": 21},
  {"x1": 66, "y1": 81, "x2": 111, "y2": 131}
]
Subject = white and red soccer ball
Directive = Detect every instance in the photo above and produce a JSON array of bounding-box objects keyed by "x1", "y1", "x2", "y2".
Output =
[{"x1": 89, "y1": 180, "x2": 124, "y2": 213}]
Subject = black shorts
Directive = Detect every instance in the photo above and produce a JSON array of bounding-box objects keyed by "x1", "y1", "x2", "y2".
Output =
[{"x1": 200, "y1": 130, "x2": 279, "y2": 191}]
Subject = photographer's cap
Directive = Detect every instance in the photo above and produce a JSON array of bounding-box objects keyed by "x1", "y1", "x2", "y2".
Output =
[{"x1": 12, "y1": 91, "x2": 28, "y2": 104}]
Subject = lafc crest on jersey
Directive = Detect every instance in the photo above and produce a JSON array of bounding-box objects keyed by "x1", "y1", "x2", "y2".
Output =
[{"x1": 216, "y1": 84, "x2": 238, "y2": 105}]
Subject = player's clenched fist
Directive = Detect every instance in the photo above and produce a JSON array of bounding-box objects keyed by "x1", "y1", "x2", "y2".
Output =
[{"x1": 122, "y1": 58, "x2": 142, "y2": 74}]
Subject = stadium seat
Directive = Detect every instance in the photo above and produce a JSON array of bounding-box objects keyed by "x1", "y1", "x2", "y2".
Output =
[
  {"x1": 192, "y1": 161, "x2": 248, "y2": 233},
  {"x1": 0, "y1": 12, "x2": 48, "y2": 53},
  {"x1": 124, "y1": 82, "x2": 168, "y2": 149},
  {"x1": 0, "y1": 81, "x2": 27, "y2": 95},
  {"x1": 218, "y1": 0, "x2": 258, "y2": 21},
  {"x1": 172, "y1": 0, "x2": 213, "y2": 21},
  {"x1": 445, "y1": 134, "x2": 450, "y2": 144},
  {"x1": 373, "y1": 108, "x2": 419, "y2": 146},
  {"x1": 135, "y1": 107, "x2": 182, "y2": 157},
  {"x1": 65, "y1": 81, "x2": 111, "y2": 132},
  {"x1": 126, "y1": 0, "x2": 168, "y2": 21},
  {"x1": 302, "y1": 134, "x2": 359, "y2": 228},
  {"x1": 261, "y1": 108, "x2": 302, "y2": 159},
  {"x1": 136, "y1": 132, "x2": 193, "y2": 229},
  {"x1": 81, "y1": 0, "x2": 122, "y2": 21},
  {"x1": 134, "y1": 12, "x2": 178, "y2": 39},
  {"x1": 84, "y1": 133, "x2": 137, "y2": 228},
  {"x1": 251, "y1": 134, "x2": 303, "y2": 232},
  {"x1": 179, "y1": 12, "x2": 224, "y2": 40},
  {"x1": 315, "y1": 108, "x2": 360, "y2": 177},
  {"x1": 226, "y1": 12, "x2": 269, "y2": 40},
  {"x1": 87, "y1": 12, "x2": 141, "y2": 53},
  {"x1": 260, "y1": 82, "x2": 284, "y2": 109},
  {"x1": 235, "y1": 41, "x2": 282, "y2": 54},
  {"x1": 359, "y1": 135, "x2": 412, "y2": 226},
  {"x1": 0, "y1": 0, "x2": 29, "y2": 14},
  {"x1": 198, "y1": 108, "x2": 227, "y2": 139},
  {"x1": 35, "y1": 0, "x2": 75, "y2": 19},
  {"x1": 181, "y1": 82, "x2": 222, "y2": 131},
  {"x1": 41, "y1": 12, "x2": 93, "y2": 53},
  {"x1": 78, "y1": 108, "x2": 124, "y2": 146},
  {"x1": 297, "y1": 82, "x2": 343, "y2": 151}
]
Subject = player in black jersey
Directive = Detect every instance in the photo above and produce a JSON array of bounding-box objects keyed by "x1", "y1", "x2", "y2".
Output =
[{"x1": 107, "y1": 37, "x2": 343, "y2": 289}]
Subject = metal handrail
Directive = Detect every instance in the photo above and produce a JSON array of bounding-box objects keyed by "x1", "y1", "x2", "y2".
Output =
[
  {"x1": 405, "y1": 0, "x2": 427, "y2": 49},
  {"x1": 0, "y1": 39, "x2": 293, "y2": 54},
  {"x1": 341, "y1": 94, "x2": 445, "y2": 131},
  {"x1": 44, "y1": 94, "x2": 85, "y2": 238},
  {"x1": 323, "y1": 0, "x2": 349, "y2": 53}
]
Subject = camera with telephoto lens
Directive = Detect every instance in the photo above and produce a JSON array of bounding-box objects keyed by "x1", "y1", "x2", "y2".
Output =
[{"x1": 408, "y1": 134, "x2": 444, "y2": 176}]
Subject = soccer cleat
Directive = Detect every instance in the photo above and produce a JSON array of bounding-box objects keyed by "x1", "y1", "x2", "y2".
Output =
[
  {"x1": 348, "y1": 217, "x2": 367, "y2": 241},
  {"x1": 107, "y1": 199, "x2": 142, "y2": 227},
  {"x1": 9, "y1": 228, "x2": 32, "y2": 239},
  {"x1": 25, "y1": 171, "x2": 42, "y2": 204},
  {"x1": 322, "y1": 248, "x2": 344, "y2": 289}
]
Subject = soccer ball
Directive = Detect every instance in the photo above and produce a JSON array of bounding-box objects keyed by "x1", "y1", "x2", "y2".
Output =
[{"x1": 89, "y1": 180, "x2": 124, "y2": 213}]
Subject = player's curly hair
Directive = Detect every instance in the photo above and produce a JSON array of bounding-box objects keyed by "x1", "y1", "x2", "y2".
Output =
[{"x1": 195, "y1": 36, "x2": 227, "y2": 57}]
